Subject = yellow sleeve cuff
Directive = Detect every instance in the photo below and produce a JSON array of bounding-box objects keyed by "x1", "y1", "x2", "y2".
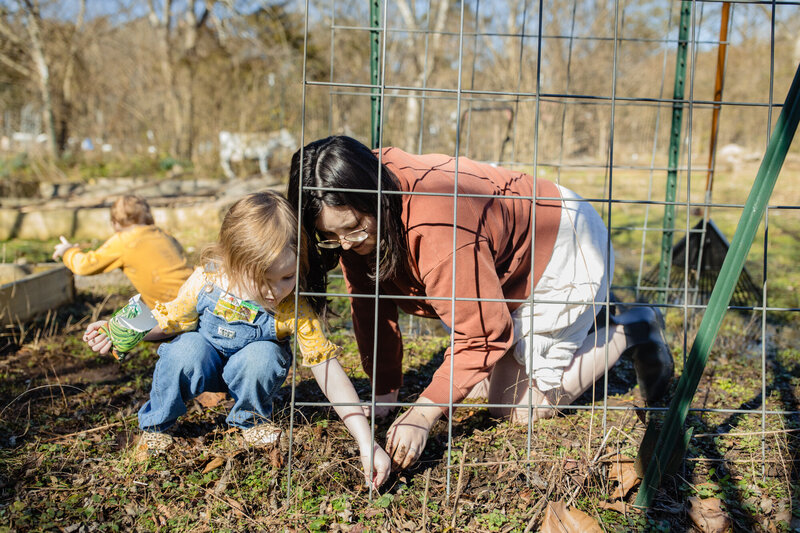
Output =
[
  {"x1": 274, "y1": 296, "x2": 341, "y2": 367},
  {"x1": 152, "y1": 267, "x2": 205, "y2": 333}
]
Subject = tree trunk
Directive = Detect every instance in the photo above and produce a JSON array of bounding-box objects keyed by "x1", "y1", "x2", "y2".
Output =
[
  {"x1": 23, "y1": 1, "x2": 58, "y2": 158},
  {"x1": 58, "y1": 0, "x2": 86, "y2": 153},
  {"x1": 397, "y1": 0, "x2": 448, "y2": 151},
  {"x1": 149, "y1": 0, "x2": 203, "y2": 161}
]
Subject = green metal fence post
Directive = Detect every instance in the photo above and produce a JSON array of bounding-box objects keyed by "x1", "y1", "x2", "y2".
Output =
[
  {"x1": 635, "y1": 62, "x2": 800, "y2": 508},
  {"x1": 370, "y1": 0, "x2": 381, "y2": 149},
  {"x1": 657, "y1": 0, "x2": 692, "y2": 305}
]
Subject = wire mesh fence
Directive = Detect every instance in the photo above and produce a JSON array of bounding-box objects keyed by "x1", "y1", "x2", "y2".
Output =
[{"x1": 287, "y1": 0, "x2": 800, "y2": 510}]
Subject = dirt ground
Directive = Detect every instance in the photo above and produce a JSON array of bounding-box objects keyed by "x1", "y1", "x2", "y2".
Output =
[{"x1": 1, "y1": 289, "x2": 800, "y2": 532}]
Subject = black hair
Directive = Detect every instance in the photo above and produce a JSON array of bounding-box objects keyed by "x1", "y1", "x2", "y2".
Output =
[{"x1": 287, "y1": 136, "x2": 408, "y2": 287}]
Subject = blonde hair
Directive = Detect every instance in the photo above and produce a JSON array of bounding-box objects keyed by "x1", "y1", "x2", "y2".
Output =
[
  {"x1": 201, "y1": 191, "x2": 308, "y2": 308},
  {"x1": 110, "y1": 195, "x2": 154, "y2": 227}
]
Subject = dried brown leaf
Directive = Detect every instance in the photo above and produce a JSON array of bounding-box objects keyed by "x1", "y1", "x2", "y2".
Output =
[
  {"x1": 225, "y1": 497, "x2": 245, "y2": 515},
  {"x1": 608, "y1": 456, "x2": 640, "y2": 500},
  {"x1": 598, "y1": 500, "x2": 630, "y2": 514},
  {"x1": 195, "y1": 392, "x2": 228, "y2": 408},
  {"x1": 202, "y1": 456, "x2": 225, "y2": 474},
  {"x1": 156, "y1": 503, "x2": 173, "y2": 519},
  {"x1": 540, "y1": 501, "x2": 603, "y2": 533},
  {"x1": 364, "y1": 508, "x2": 383, "y2": 519},
  {"x1": 269, "y1": 447, "x2": 284, "y2": 469},
  {"x1": 687, "y1": 497, "x2": 732, "y2": 533}
]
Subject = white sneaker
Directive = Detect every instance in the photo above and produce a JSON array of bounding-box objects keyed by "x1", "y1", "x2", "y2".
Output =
[
  {"x1": 135, "y1": 431, "x2": 173, "y2": 458},
  {"x1": 241, "y1": 423, "x2": 282, "y2": 447}
]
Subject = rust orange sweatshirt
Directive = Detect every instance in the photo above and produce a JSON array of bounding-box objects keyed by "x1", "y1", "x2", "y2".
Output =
[{"x1": 340, "y1": 148, "x2": 562, "y2": 410}]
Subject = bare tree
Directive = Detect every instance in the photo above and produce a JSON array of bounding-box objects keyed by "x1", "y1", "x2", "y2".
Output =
[
  {"x1": 57, "y1": 0, "x2": 85, "y2": 152},
  {"x1": 393, "y1": 0, "x2": 449, "y2": 151},
  {"x1": 146, "y1": 0, "x2": 213, "y2": 160},
  {"x1": 0, "y1": 0, "x2": 58, "y2": 156}
]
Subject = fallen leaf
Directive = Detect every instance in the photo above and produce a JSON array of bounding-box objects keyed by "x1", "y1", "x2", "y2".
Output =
[
  {"x1": 202, "y1": 457, "x2": 225, "y2": 474},
  {"x1": 774, "y1": 509, "x2": 791, "y2": 526},
  {"x1": 598, "y1": 500, "x2": 629, "y2": 514},
  {"x1": 269, "y1": 447, "x2": 284, "y2": 469},
  {"x1": 225, "y1": 497, "x2": 246, "y2": 515},
  {"x1": 157, "y1": 503, "x2": 174, "y2": 519},
  {"x1": 608, "y1": 456, "x2": 640, "y2": 500},
  {"x1": 540, "y1": 501, "x2": 603, "y2": 533},
  {"x1": 363, "y1": 508, "x2": 383, "y2": 519},
  {"x1": 687, "y1": 497, "x2": 732, "y2": 533},
  {"x1": 195, "y1": 392, "x2": 228, "y2": 408},
  {"x1": 338, "y1": 506, "x2": 353, "y2": 523}
]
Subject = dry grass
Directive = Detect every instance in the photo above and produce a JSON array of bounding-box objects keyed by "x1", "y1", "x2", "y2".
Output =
[{"x1": 0, "y1": 288, "x2": 799, "y2": 531}]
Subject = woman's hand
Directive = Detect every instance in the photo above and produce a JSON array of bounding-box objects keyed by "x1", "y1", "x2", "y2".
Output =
[
  {"x1": 83, "y1": 320, "x2": 112, "y2": 355},
  {"x1": 386, "y1": 398, "x2": 441, "y2": 470},
  {"x1": 361, "y1": 443, "x2": 391, "y2": 490},
  {"x1": 363, "y1": 388, "x2": 399, "y2": 420}
]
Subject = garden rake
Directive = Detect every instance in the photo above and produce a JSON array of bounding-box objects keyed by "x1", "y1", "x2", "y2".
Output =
[{"x1": 640, "y1": 2, "x2": 761, "y2": 310}]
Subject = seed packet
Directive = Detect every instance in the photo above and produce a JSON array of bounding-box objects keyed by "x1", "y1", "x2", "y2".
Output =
[{"x1": 99, "y1": 294, "x2": 158, "y2": 361}]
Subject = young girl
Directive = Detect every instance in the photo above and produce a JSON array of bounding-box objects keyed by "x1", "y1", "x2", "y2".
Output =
[
  {"x1": 53, "y1": 194, "x2": 192, "y2": 308},
  {"x1": 83, "y1": 191, "x2": 390, "y2": 489}
]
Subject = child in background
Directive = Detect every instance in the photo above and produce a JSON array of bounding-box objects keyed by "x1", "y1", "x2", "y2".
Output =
[
  {"x1": 53, "y1": 195, "x2": 192, "y2": 308},
  {"x1": 82, "y1": 191, "x2": 391, "y2": 489}
]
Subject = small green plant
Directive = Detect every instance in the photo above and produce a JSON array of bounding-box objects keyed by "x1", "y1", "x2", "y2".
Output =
[
  {"x1": 373, "y1": 494, "x2": 394, "y2": 508},
  {"x1": 477, "y1": 510, "x2": 508, "y2": 531}
]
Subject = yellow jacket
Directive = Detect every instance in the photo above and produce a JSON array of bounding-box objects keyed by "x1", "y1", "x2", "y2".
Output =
[{"x1": 61, "y1": 225, "x2": 192, "y2": 308}]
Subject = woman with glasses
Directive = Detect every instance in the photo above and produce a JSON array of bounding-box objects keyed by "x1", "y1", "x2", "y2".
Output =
[{"x1": 288, "y1": 136, "x2": 672, "y2": 471}]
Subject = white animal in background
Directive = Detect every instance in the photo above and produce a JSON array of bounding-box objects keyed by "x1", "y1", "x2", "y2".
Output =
[
  {"x1": 718, "y1": 143, "x2": 745, "y2": 163},
  {"x1": 219, "y1": 129, "x2": 297, "y2": 179}
]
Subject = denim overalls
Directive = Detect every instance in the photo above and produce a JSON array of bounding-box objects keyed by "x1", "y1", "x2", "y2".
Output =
[{"x1": 138, "y1": 282, "x2": 292, "y2": 432}]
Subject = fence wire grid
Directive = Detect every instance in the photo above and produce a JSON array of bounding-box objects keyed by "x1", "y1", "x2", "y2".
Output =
[{"x1": 283, "y1": 0, "x2": 800, "y2": 501}]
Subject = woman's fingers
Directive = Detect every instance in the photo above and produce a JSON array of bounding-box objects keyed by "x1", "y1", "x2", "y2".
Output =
[
  {"x1": 375, "y1": 457, "x2": 390, "y2": 487},
  {"x1": 390, "y1": 441, "x2": 418, "y2": 470},
  {"x1": 387, "y1": 428, "x2": 422, "y2": 470},
  {"x1": 389, "y1": 441, "x2": 407, "y2": 468},
  {"x1": 397, "y1": 446, "x2": 417, "y2": 470}
]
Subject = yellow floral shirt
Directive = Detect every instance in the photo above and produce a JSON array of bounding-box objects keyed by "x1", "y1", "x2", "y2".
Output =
[{"x1": 152, "y1": 267, "x2": 340, "y2": 366}]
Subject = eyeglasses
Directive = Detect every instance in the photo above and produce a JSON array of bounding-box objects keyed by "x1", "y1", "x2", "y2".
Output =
[{"x1": 317, "y1": 228, "x2": 369, "y2": 249}]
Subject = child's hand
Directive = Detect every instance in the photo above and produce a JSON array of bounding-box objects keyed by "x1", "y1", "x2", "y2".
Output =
[
  {"x1": 361, "y1": 443, "x2": 391, "y2": 490},
  {"x1": 83, "y1": 320, "x2": 112, "y2": 355},
  {"x1": 52, "y1": 236, "x2": 76, "y2": 260}
]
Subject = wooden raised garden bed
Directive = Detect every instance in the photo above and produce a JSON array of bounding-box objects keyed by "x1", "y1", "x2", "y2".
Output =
[{"x1": 0, "y1": 263, "x2": 75, "y2": 326}]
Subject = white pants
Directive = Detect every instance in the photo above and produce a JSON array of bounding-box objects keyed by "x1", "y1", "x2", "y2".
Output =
[{"x1": 510, "y1": 185, "x2": 614, "y2": 392}]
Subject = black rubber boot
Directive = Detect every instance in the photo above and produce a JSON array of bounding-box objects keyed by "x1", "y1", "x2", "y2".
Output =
[{"x1": 611, "y1": 306, "x2": 674, "y2": 404}]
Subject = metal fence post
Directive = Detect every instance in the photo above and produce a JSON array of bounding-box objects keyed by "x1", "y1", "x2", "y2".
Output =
[{"x1": 635, "y1": 61, "x2": 800, "y2": 508}]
